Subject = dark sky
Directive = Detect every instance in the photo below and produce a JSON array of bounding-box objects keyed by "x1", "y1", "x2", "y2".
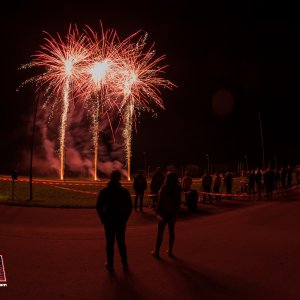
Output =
[{"x1": 1, "y1": 0, "x2": 300, "y2": 175}]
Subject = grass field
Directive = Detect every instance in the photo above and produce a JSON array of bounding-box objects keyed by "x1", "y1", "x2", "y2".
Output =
[
  {"x1": 0, "y1": 177, "x2": 102, "y2": 208},
  {"x1": 0, "y1": 175, "x2": 248, "y2": 208}
]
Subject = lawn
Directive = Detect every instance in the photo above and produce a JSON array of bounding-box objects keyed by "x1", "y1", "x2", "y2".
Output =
[{"x1": 0, "y1": 175, "x2": 246, "y2": 208}]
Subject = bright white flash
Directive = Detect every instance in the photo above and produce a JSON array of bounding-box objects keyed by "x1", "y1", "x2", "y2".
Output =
[{"x1": 91, "y1": 60, "x2": 109, "y2": 84}]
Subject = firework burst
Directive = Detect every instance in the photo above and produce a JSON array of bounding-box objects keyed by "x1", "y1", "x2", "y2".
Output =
[
  {"x1": 22, "y1": 25, "x2": 92, "y2": 180},
  {"x1": 19, "y1": 23, "x2": 175, "y2": 181},
  {"x1": 81, "y1": 24, "x2": 124, "y2": 180},
  {"x1": 114, "y1": 32, "x2": 175, "y2": 180}
]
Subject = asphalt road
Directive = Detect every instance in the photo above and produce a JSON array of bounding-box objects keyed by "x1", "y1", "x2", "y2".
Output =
[{"x1": 1, "y1": 193, "x2": 300, "y2": 300}]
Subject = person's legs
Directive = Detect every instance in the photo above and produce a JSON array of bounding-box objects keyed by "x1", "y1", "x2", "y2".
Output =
[
  {"x1": 140, "y1": 194, "x2": 144, "y2": 210},
  {"x1": 265, "y1": 185, "x2": 270, "y2": 199},
  {"x1": 226, "y1": 185, "x2": 230, "y2": 199},
  {"x1": 104, "y1": 224, "x2": 115, "y2": 268},
  {"x1": 116, "y1": 223, "x2": 128, "y2": 267},
  {"x1": 203, "y1": 187, "x2": 207, "y2": 203},
  {"x1": 184, "y1": 190, "x2": 189, "y2": 205},
  {"x1": 282, "y1": 183, "x2": 286, "y2": 197},
  {"x1": 250, "y1": 185, "x2": 255, "y2": 198},
  {"x1": 134, "y1": 195, "x2": 138, "y2": 210},
  {"x1": 257, "y1": 184, "x2": 261, "y2": 199},
  {"x1": 167, "y1": 217, "x2": 176, "y2": 256},
  {"x1": 153, "y1": 219, "x2": 167, "y2": 256},
  {"x1": 213, "y1": 186, "x2": 219, "y2": 201},
  {"x1": 153, "y1": 196, "x2": 158, "y2": 210},
  {"x1": 207, "y1": 188, "x2": 212, "y2": 203}
]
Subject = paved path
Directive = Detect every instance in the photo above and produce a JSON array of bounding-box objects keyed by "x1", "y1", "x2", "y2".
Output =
[{"x1": 1, "y1": 194, "x2": 300, "y2": 300}]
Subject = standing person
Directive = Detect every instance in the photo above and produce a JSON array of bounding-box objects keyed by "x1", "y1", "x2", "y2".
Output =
[
  {"x1": 263, "y1": 168, "x2": 271, "y2": 199},
  {"x1": 255, "y1": 169, "x2": 262, "y2": 199},
  {"x1": 181, "y1": 171, "x2": 193, "y2": 204},
  {"x1": 280, "y1": 166, "x2": 287, "y2": 197},
  {"x1": 287, "y1": 165, "x2": 293, "y2": 188},
  {"x1": 202, "y1": 170, "x2": 213, "y2": 203},
  {"x1": 274, "y1": 168, "x2": 280, "y2": 189},
  {"x1": 150, "y1": 167, "x2": 165, "y2": 210},
  {"x1": 96, "y1": 170, "x2": 132, "y2": 272},
  {"x1": 225, "y1": 172, "x2": 233, "y2": 199},
  {"x1": 152, "y1": 172, "x2": 181, "y2": 259},
  {"x1": 133, "y1": 170, "x2": 147, "y2": 211},
  {"x1": 268, "y1": 168, "x2": 275, "y2": 199},
  {"x1": 248, "y1": 170, "x2": 256, "y2": 199},
  {"x1": 296, "y1": 167, "x2": 300, "y2": 185},
  {"x1": 213, "y1": 171, "x2": 222, "y2": 202}
]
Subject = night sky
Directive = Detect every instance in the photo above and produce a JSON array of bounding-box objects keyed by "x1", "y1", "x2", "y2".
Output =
[{"x1": 1, "y1": 1, "x2": 299, "y2": 176}]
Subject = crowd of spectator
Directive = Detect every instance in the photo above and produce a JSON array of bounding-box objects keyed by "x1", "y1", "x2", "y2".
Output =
[{"x1": 132, "y1": 164, "x2": 300, "y2": 209}]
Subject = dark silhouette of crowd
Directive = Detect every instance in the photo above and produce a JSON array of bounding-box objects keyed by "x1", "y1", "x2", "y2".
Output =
[{"x1": 95, "y1": 163, "x2": 299, "y2": 271}]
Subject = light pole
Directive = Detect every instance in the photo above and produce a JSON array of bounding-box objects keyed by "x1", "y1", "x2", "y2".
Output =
[
  {"x1": 29, "y1": 93, "x2": 40, "y2": 201},
  {"x1": 258, "y1": 112, "x2": 265, "y2": 170}
]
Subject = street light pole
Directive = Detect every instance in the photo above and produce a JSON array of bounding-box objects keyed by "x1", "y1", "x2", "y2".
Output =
[
  {"x1": 258, "y1": 112, "x2": 265, "y2": 170},
  {"x1": 29, "y1": 93, "x2": 40, "y2": 201}
]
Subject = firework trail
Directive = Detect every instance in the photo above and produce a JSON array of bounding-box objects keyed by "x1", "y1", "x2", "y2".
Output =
[
  {"x1": 21, "y1": 26, "x2": 92, "y2": 180},
  {"x1": 82, "y1": 24, "x2": 123, "y2": 180},
  {"x1": 114, "y1": 32, "x2": 175, "y2": 180},
  {"x1": 123, "y1": 96, "x2": 134, "y2": 180}
]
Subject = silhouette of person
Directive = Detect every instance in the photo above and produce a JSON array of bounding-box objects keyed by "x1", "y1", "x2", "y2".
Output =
[
  {"x1": 269, "y1": 168, "x2": 275, "y2": 199},
  {"x1": 213, "y1": 171, "x2": 222, "y2": 202},
  {"x1": 181, "y1": 171, "x2": 193, "y2": 204},
  {"x1": 152, "y1": 172, "x2": 181, "y2": 259},
  {"x1": 296, "y1": 167, "x2": 300, "y2": 185},
  {"x1": 264, "y1": 168, "x2": 275, "y2": 199},
  {"x1": 280, "y1": 166, "x2": 287, "y2": 197},
  {"x1": 274, "y1": 168, "x2": 280, "y2": 189},
  {"x1": 287, "y1": 165, "x2": 293, "y2": 188},
  {"x1": 96, "y1": 170, "x2": 132, "y2": 272},
  {"x1": 133, "y1": 170, "x2": 147, "y2": 211},
  {"x1": 248, "y1": 170, "x2": 256, "y2": 199},
  {"x1": 202, "y1": 170, "x2": 213, "y2": 203},
  {"x1": 150, "y1": 167, "x2": 165, "y2": 210},
  {"x1": 225, "y1": 172, "x2": 233, "y2": 199},
  {"x1": 255, "y1": 169, "x2": 262, "y2": 199}
]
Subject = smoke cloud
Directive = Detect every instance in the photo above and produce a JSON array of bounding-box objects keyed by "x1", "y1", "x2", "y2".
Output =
[{"x1": 21, "y1": 98, "x2": 126, "y2": 178}]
